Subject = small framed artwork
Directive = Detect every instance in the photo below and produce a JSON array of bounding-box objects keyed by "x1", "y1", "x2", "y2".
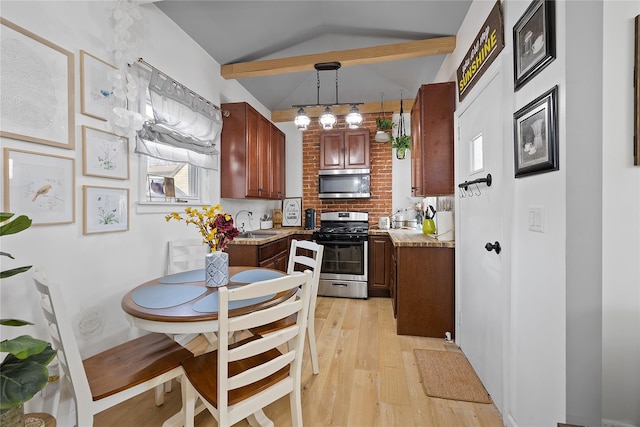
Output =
[
  {"x1": 3, "y1": 148, "x2": 75, "y2": 225},
  {"x1": 513, "y1": 0, "x2": 556, "y2": 90},
  {"x1": 80, "y1": 50, "x2": 124, "y2": 121},
  {"x1": 513, "y1": 85, "x2": 559, "y2": 178},
  {"x1": 0, "y1": 18, "x2": 75, "y2": 149},
  {"x1": 82, "y1": 126, "x2": 129, "y2": 179},
  {"x1": 282, "y1": 198, "x2": 302, "y2": 227},
  {"x1": 147, "y1": 175, "x2": 167, "y2": 201},
  {"x1": 83, "y1": 185, "x2": 129, "y2": 234},
  {"x1": 163, "y1": 177, "x2": 176, "y2": 198}
]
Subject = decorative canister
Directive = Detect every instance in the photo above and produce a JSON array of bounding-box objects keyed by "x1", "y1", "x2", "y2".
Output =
[{"x1": 205, "y1": 251, "x2": 229, "y2": 287}]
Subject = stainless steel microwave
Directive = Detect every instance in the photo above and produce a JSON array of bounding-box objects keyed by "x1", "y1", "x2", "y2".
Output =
[{"x1": 318, "y1": 169, "x2": 370, "y2": 199}]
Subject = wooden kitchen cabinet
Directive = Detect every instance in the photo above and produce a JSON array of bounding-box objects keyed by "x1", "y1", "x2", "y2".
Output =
[
  {"x1": 319, "y1": 129, "x2": 370, "y2": 169},
  {"x1": 227, "y1": 237, "x2": 289, "y2": 272},
  {"x1": 394, "y1": 246, "x2": 455, "y2": 338},
  {"x1": 410, "y1": 82, "x2": 456, "y2": 196},
  {"x1": 221, "y1": 102, "x2": 286, "y2": 199},
  {"x1": 368, "y1": 235, "x2": 392, "y2": 298}
]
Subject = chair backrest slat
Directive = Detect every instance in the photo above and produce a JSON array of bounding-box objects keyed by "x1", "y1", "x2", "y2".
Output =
[{"x1": 216, "y1": 270, "x2": 313, "y2": 411}]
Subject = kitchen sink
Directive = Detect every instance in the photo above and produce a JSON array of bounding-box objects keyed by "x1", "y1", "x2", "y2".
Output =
[{"x1": 237, "y1": 231, "x2": 281, "y2": 238}]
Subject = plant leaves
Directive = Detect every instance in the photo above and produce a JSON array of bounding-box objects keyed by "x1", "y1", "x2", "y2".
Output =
[
  {"x1": 0, "y1": 319, "x2": 33, "y2": 327},
  {"x1": 0, "y1": 359, "x2": 49, "y2": 409},
  {"x1": 0, "y1": 266, "x2": 32, "y2": 279},
  {"x1": 0, "y1": 336, "x2": 49, "y2": 359},
  {"x1": 0, "y1": 251, "x2": 16, "y2": 260},
  {"x1": 0, "y1": 214, "x2": 32, "y2": 237}
]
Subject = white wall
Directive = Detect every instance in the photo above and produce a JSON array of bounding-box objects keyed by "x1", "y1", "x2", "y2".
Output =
[
  {"x1": 437, "y1": 0, "x2": 640, "y2": 426},
  {"x1": 602, "y1": 2, "x2": 640, "y2": 426}
]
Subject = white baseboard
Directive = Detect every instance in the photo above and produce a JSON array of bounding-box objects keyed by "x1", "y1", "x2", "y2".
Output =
[{"x1": 603, "y1": 420, "x2": 637, "y2": 427}]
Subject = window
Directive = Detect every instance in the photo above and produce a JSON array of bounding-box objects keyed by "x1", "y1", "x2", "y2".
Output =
[
  {"x1": 133, "y1": 65, "x2": 222, "y2": 204},
  {"x1": 141, "y1": 98, "x2": 199, "y2": 202}
]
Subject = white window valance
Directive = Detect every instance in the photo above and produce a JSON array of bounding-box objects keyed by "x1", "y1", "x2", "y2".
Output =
[{"x1": 135, "y1": 66, "x2": 222, "y2": 170}]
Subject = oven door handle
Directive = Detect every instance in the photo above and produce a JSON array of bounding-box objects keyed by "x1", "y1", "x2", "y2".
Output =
[{"x1": 331, "y1": 283, "x2": 350, "y2": 287}]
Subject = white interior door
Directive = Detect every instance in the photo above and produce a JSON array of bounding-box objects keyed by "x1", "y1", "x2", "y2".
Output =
[{"x1": 456, "y1": 71, "x2": 504, "y2": 412}]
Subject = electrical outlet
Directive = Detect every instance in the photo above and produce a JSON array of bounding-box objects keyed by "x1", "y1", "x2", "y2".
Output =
[{"x1": 528, "y1": 206, "x2": 544, "y2": 232}]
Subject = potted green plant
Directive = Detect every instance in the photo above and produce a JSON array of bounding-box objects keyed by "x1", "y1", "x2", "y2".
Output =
[
  {"x1": 391, "y1": 134, "x2": 412, "y2": 159},
  {"x1": 0, "y1": 213, "x2": 56, "y2": 426},
  {"x1": 374, "y1": 117, "x2": 395, "y2": 143}
]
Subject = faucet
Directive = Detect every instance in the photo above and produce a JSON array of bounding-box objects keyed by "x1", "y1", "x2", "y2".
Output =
[{"x1": 235, "y1": 210, "x2": 253, "y2": 232}]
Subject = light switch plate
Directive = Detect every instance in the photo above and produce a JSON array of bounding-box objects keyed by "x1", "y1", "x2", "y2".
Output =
[{"x1": 528, "y1": 206, "x2": 544, "y2": 232}]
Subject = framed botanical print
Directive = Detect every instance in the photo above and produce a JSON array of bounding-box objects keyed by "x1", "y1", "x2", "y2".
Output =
[
  {"x1": 82, "y1": 126, "x2": 129, "y2": 179},
  {"x1": 83, "y1": 186, "x2": 129, "y2": 234},
  {"x1": 80, "y1": 50, "x2": 124, "y2": 121},
  {"x1": 3, "y1": 148, "x2": 75, "y2": 225},
  {"x1": 513, "y1": 86, "x2": 559, "y2": 177},
  {"x1": 0, "y1": 18, "x2": 75, "y2": 149},
  {"x1": 513, "y1": 0, "x2": 556, "y2": 90}
]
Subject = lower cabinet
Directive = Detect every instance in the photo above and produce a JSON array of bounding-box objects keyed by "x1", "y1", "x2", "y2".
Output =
[
  {"x1": 227, "y1": 238, "x2": 289, "y2": 272},
  {"x1": 368, "y1": 235, "x2": 392, "y2": 298},
  {"x1": 394, "y1": 246, "x2": 455, "y2": 338}
]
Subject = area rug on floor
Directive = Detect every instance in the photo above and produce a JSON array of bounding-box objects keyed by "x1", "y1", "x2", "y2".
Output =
[{"x1": 414, "y1": 349, "x2": 492, "y2": 404}]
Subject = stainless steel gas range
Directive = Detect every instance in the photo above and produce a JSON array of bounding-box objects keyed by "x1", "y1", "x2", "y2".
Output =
[{"x1": 312, "y1": 212, "x2": 368, "y2": 299}]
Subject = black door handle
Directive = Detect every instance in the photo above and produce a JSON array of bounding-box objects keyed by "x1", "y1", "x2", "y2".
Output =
[{"x1": 485, "y1": 241, "x2": 501, "y2": 254}]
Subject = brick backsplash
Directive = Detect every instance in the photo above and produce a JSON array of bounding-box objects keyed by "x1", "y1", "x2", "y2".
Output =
[{"x1": 302, "y1": 113, "x2": 393, "y2": 227}]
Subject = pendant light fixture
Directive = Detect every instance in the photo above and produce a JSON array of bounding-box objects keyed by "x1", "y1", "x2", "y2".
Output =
[{"x1": 292, "y1": 62, "x2": 362, "y2": 130}]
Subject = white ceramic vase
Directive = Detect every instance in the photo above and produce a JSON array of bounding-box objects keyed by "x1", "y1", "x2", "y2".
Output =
[{"x1": 205, "y1": 251, "x2": 229, "y2": 287}]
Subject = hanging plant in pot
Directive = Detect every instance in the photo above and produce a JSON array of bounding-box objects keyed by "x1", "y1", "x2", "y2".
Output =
[
  {"x1": 390, "y1": 92, "x2": 411, "y2": 159},
  {"x1": 0, "y1": 213, "x2": 57, "y2": 427},
  {"x1": 375, "y1": 93, "x2": 395, "y2": 143},
  {"x1": 391, "y1": 134, "x2": 412, "y2": 160}
]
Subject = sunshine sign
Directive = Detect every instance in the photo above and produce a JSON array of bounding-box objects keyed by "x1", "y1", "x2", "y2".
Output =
[{"x1": 457, "y1": 1, "x2": 504, "y2": 102}]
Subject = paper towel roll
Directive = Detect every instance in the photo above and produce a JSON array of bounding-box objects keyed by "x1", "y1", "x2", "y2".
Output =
[{"x1": 436, "y1": 211, "x2": 454, "y2": 241}]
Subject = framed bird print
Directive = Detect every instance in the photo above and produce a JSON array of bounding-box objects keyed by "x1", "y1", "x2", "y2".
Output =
[
  {"x1": 80, "y1": 50, "x2": 124, "y2": 121},
  {"x1": 3, "y1": 148, "x2": 75, "y2": 225},
  {"x1": 82, "y1": 185, "x2": 129, "y2": 234}
]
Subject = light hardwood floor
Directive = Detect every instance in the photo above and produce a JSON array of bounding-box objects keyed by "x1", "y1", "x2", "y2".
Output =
[{"x1": 95, "y1": 297, "x2": 504, "y2": 426}]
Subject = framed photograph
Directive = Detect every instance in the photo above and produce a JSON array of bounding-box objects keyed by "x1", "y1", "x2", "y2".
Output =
[
  {"x1": 3, "y1": 148, "x2": 75, "y2": 225},
  {"x1": 513, "y1": 0, "x2": 556, "y2": 90},
  {"x1": 634, "y1": 15, "x2": 639, "y2": 166},
  {"x1": 513, "y1": 86, "x2": 559, "y2": 178},
  {"x1": 163, "y1": 177, "x2": 176, "y2": 198},
  {"x1": 282, "y1": 198, "x2": 302, "y2": 227},
  {"x1": 82, "y1": 125, "x2": 129, "y2": 179},
  {"x1": 0, "y1": 18, "x2": 75, "y2": 149},
  {"x1": 80, "y1": 50, "x2": 124, "y2": 121},
  {"x1": 147, "y1": 175, "x2": 167, "y2": 201},
  {"x1": 83, "y1": 185, "x2": 129, "y2": 234}
]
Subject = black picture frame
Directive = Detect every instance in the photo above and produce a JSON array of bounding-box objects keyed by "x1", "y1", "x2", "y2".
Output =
[
  {"x1": 513, "y1": 86, "x2": 559, "y2": 178},
  {"x1": 513, "y1": 0, "x2": 556, "y2": 90}
]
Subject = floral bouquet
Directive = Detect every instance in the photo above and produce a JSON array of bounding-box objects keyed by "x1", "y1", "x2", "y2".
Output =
[{"x1": 166, "y1": 204, "x2": 239, "y2": 252}]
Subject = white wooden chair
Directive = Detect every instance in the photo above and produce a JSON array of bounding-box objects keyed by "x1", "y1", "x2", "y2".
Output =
[
  {"x1": 167, "y1": 238, "x2": 208, "y2": 275},
  {"x1": 179, "y1": 270, "x2": 314, "y2": 427},
  {"x1": 251, "y1": 239, "x2": 324, "y2": 374},
  {"x1": 32, "y1": 269, "x2": 193, "y2": 427}
]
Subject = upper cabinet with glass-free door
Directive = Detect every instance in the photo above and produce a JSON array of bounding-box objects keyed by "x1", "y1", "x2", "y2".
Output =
[
  {"x1": 220, "y1": 102, "x2": 286, "y2": 200},
  {"x1": 319, "y1": 129, "x2": 370, "y2": 170},
  {"x1": 410, "y1": 82, "x2": 456, "y2": 196}
]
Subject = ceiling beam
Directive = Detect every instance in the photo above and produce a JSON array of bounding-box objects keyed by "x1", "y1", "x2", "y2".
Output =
[
  {"x1": 221, "y1": 36, "x2": 456, "y2": 80},
  {"x1": 271, "y1": 99, "x2": 414, "y2": 123}
]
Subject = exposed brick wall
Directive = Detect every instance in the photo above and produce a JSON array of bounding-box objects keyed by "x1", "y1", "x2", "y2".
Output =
[{"x1": 302, "y1": 113, "x2": 393, "y2": 227}]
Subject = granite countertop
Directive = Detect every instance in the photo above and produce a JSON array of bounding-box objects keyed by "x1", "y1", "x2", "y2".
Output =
[
  {"x1": 371, "y1": 228, "x2": 456, "y2": 248},
  {"x1": 229, "y1": 227, "x2": 312, "y2": 245},
  {"x1": 231, "y1": 226, "x2": 454, "y2": 248}
]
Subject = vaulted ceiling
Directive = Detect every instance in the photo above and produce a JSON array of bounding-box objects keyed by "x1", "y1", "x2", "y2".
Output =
[{"x1": 155, "y1": 1, "x2": 472, "y2": 121}]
